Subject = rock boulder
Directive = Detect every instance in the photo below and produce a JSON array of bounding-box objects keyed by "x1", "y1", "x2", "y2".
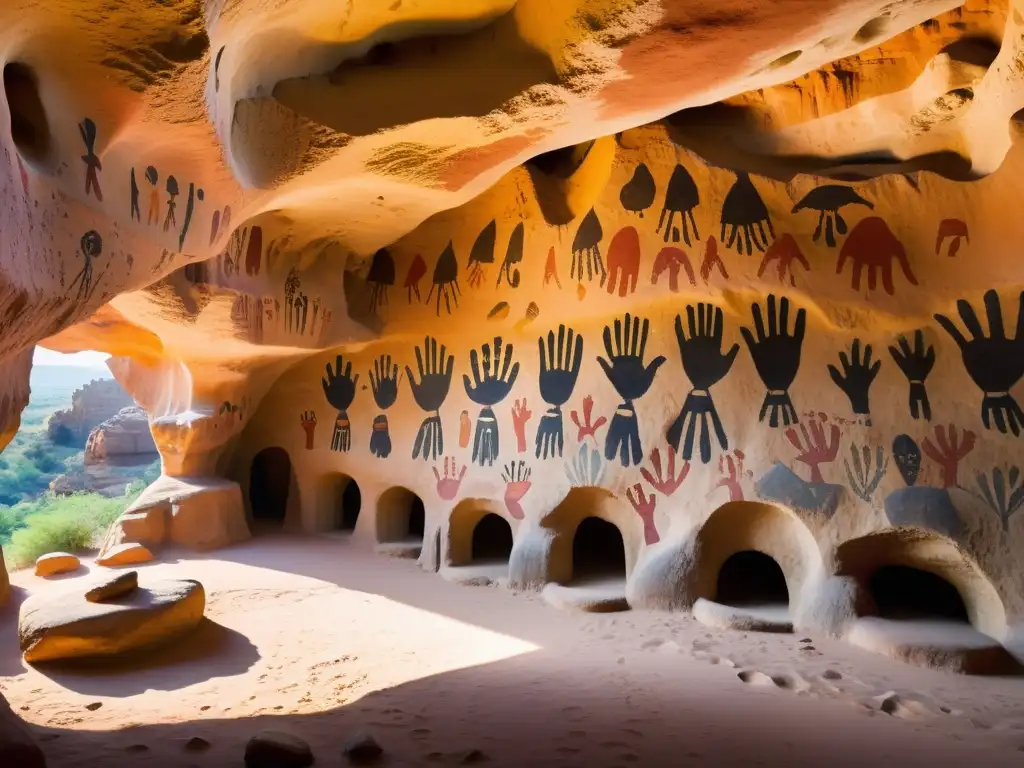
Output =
[
  {"x1": 46, "y1": 379, "x2": 133, "y2": 447},
  {"x1": 84, "y1": 406, "x2": 157, "y2": 465},
  {"x1": 84, "y1": 570, "x2": 138, "y2": 603},
  {"x1": 34, "y1": 552, "x2": 81, "y2": 577},
  {"x1": 96, "y1": 543, "x2": 154, "y2": 567},
  {"x1": 18, "y1": 577, "x2": 205, "y2": 663}
]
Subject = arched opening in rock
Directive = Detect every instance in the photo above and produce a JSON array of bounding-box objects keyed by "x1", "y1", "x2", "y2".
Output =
[
  {"x1": 471, "y1": 513, "x2": 513, "y2": 564},
  {"x1": 376, "y1": 487, "x2": 425, "y2": 555},
  {"x1": 571, "y1": 517, "x2": 626, "y2": 581},
  {"x1": 4, "y1": 62, "x2": 51, "y2": 166},
  {"x1": 868, "y1": 565, "x2": 969, "y2": 622},
  {"x1": 715, "y1": 550, "x2": 789, "y2": 608},
  {"x1": 249, "y1": 447, "x2": 291, "y2": 524},
  {"x1": 338, "y1": 477, "x2": 361, "y2": 532}
]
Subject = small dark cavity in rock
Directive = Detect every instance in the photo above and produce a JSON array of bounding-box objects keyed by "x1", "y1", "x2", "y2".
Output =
[
  {"x1": 343, "y1": 731, "x2": 383, "y2": 763},
  {"x1": 85, "y1": 702, "x2": 103, "y2": 711},
  {"x1": 200, "y1": 705, "x2": 211, "y2": 711},
  {"x1": 126, "y1": 744, "x2": 149, "y2": 752},
  {"x1": 459, "y1": 748, "x2": 489, "y2": 764},
  {"x1": 799, "y1": 645, "x2": 816, "y2": 652},
  {"x1": 822, "y1": 669, "x2": 842, "y2": 680},
  {"x1": 799, "y1": 638, "x2": 812, "y2": 643}
]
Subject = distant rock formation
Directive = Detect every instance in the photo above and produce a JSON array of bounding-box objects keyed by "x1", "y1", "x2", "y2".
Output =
[
  {"x1": 84, "y1": 406, "x2": 157, "y2": 465},
  {"x1": 46, "y1": 379, "x2": 134, "y2": 447}
]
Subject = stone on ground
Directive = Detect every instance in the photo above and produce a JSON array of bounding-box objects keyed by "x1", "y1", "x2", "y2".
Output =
[
  {"x1": 34, "y1": 552, "x2": 81, "y2": 577},
  {"x1": 342, "y1": 731, "x2": 383, "y2": 763},
  {"x1": 84, "y1": 570, "x2": 138, "y2": 603},
  {"x1": 18, "y1": 578, "x2": 205, "y2": 663},
  {"x1": 96, "y1": 542, "x2": 154, "y2": 567},
  {"x1": 245, "y1": 730, "x2": 314, "y2": 768}
]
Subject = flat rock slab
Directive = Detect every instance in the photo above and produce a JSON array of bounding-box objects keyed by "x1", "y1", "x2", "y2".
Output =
[
  {"x1": 693, "y1": 598, "x2": 793, "y2": 634},
  {"x1": 97, "y1": 542, "x2": 154, "y2": 567},
  {"x1": 542, "y1": 577, "x2": 630, "y2": 613},
  {"x1": 35, "y1": 552, "x2": 81, "y2": 577},
  {"x1": 84, "y1": 570, "x2": 138, "y2": 603},
  {"x1": 19, "y1": 578, "x2": 205, "y2": 663},
  {"x1": 845, "y1": 616, "x2": 1020, "y2": 675}
]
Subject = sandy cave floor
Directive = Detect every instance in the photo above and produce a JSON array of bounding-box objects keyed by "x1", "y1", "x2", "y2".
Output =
[{"x1": 1, "y1": 535, "x2": 1024, "y2": 767}]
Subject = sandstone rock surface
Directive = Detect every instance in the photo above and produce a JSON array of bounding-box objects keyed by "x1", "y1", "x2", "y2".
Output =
[
  {"x1": 0, "y1": 692, "x2": 46, "y2": 768},
  {"x1": 34, "y1": 552, "x2": 81, "y2": 577},
  {"x1": 84, "y1": 570, "x2": 138, "y2": 603},
  {"x1": 18, "y1": 578, "x2": 205, "y2": 663},
  {"x1": 46, "y1": 379, "x2": 133, "y2": 447},
  {"x1": 95, "y1": 542, "x2": 155, "y2": 567},
  {"x1": 84, "y1": 406, "x2": 157, "y2": 464}
]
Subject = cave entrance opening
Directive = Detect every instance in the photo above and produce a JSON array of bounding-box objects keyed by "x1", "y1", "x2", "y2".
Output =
[{"x1": 249, "y1": 447, "x2": 291, "y2": 524}]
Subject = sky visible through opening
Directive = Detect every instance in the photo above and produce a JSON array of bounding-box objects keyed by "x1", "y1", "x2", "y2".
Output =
[{"x1": 33, "y1": 346, "x2": 110, "y2": 368}]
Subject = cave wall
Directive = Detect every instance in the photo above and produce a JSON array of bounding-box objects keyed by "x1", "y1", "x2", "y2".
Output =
[{"x1": 232, "y1": 121, "x2": 1024, "y2": 647}]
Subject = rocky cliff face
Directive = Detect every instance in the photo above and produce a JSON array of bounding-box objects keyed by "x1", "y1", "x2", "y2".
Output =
[
  {"x1": 84, "y1": 406, "x2": 157, "y2": 465},
  {"x1": 2, "y1": 0, "x2": 1024, "y2": 669},
  {"x1": 46, "y1": 379, "x2": 134, "y2": 447}
]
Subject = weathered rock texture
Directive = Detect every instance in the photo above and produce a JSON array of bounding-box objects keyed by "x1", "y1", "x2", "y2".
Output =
[
  {"x1": 3, "y1": 0, "x2": 1024, "y2": 670},
  {"x1": 18, "y1": 577, "x2": 205, "y2": 663},
  {"x1": 46, "y1": 379, "x2": 134, "y2": 447},
  {"x1": 84, "y1": 406, "x2": 157, "y2": 464},
  {"x1": 34, "y1": 552, "x2": 81, "y2": 577}
]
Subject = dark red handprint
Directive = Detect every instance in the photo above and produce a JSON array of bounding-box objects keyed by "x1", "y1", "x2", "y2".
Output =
[
  {"x1": 758, "y1": 233, "x2": 809, "y2": 287},
  {"x1": 700, "y1": 236, "x2": 729, "y2": 282},
  {"x1": 544, "y1": 246, "x2": 562, "y2": 289},
  {"x1": 603, "y1": 226, "x2": 641, "y2": 297},
  {"x1": 935, "y1": 219, "x2": 968, "y2": 258},
  {"x1": 570, "y1": 395, "x2": 608, "y2": 442},
  {"x1": 511, "y1": 398, "x2": 532, "y2": 454},
  {"x1": 651, "y1": 246, "x2": 696, "y2": 292},
  {"x1": 785, "y1": 417, "x2": 840, "y2": 483},
  {"x1": 626, "y1": 483, "x2": 659, "y2": 545},
  {"x1": 714, "y1": 450, "x2": 751, "y2": 502},
  {"x1": 922, "y1": 424, "x2": 976, "y2": 488},
  {"x1": 837, "y1": 217, "x2": 917, "y2": 295},
  {"x1": 300, "y1": 410, "x2": 317, "y2": 450},
  {"x1": 405, "y1": 254, "x2": 426, "y2": 303},
  {"x1": 640, "y1": 446, "x2": 689, "y2": 496}
]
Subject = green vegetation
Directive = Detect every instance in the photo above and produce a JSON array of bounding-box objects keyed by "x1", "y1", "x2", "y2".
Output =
[
  {"x1": 1, "y1": 487, "x2": 147, "y2": 569},
  {"x1": 0, "y1": 362, "x2": 160, "y2": 571}
]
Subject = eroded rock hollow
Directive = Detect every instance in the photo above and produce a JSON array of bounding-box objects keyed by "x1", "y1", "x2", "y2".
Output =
[{"x1": 3, "y1": 0, "x2": 1024, "y2": 669}]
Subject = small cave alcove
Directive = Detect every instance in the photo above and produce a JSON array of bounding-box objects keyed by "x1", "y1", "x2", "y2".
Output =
[
  {"x1": 471, "y1": 513, "x2": 514, "y2": 564},
  {"x1": 868, "y1": 565, "x2": 969, "y2": 623},
  {"x1": 715, "y1": 550, "x2": 790, "y2": 608},
  {"x1": 338, "y1": 477, "x2": 362, "y2": 532},
  {"x1": 4, "y1": 61, "x2": 51, "y2": 166},
  {"x1": 571, "y1": 517, "x2": 626, "y2": 582},
  {"x1": 377, "y1": 487, "x2": 426, "y2": 545},
  {"x1": 249, "y1": 447, "x2": 291, "y2": 525}
]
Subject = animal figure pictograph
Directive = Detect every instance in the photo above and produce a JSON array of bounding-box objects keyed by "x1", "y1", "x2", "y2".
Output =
[
  {"x1": 322, "y1": 355, "x2": 359, "y2": 452},
  {"x1": 657, "y1": 163, "x2": 700, "y2": 245},
  {"x1": 720, "y1": 171, "x2": 773, "y2": 255},
  {"x1": 129, "y1": 168, "x2": 141, "y2": 221},
  {"x1": 571, "y1": 208, "x2": 605, "y2": 284},
  {"x1": 536, "y1": 325, "x2": 584, "y2": 459},
  {"x1": 367, "y1": 248, "x2": 395, "y2": 314},
  {"x1": 463, "y1": 337, "x2": 520, "y2": 466},
  {"x1": 79, "y1": 118, "x2": 102, "y2": 201},
  {"x1": 597, "y1": 313, "x2": 665, "y2": 466},
  {"x1": 467, "y1": 221, "x2": 496, "y2": 288},
  {"x1": 620, "y1": 163, "x2": 656, "y2": 218},
  {"x1": 667, "y1": 303, "x2": 739, "y2": 463},
  {"x1": 67, "y1": 230, "x2": 106, "y2": 302},
  {"x1": 837, "y1": 217, "x2": 916, "y2": 295},
  {"x1": 935, "y1": 289, "x2": 1024, "y2": 435},
  {"x1": 427, "y1": 242, "x2": 460, "y2": 315},
  {"x1": 407, "y1": 336, "x2": 454, "y2": 461},
  {"x1": 163, "y1": 175, "x2": 179, "y2": 233},
  {"x1": 791, "y1": 185, "x2": 873, "y2": 247}
]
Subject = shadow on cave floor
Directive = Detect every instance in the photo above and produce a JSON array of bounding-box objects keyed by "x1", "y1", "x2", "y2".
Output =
[
  {"x1": 28, "y1": 647, "x2": 1020, "y2": 768},
  {"x1": 5, "y1": 535, "x2": 1024, "y2": 766}
]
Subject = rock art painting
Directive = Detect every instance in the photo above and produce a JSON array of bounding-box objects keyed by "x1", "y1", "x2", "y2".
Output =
[{"x1": 463, "y1": 337, "x2": 519, "y2": 466}]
